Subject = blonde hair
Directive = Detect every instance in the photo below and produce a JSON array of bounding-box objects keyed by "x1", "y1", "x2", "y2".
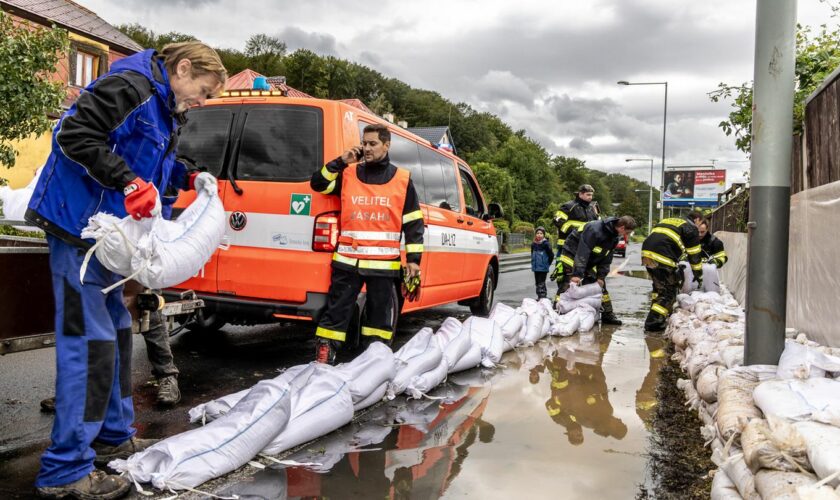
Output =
[{"x1": 160, "y1": 41, "x2": 227, "y2": 94}]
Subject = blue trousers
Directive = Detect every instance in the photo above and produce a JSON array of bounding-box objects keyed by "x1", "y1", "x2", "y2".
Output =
[{"x1": 36, "y1": 236, "x2": 135, "y2": 487}]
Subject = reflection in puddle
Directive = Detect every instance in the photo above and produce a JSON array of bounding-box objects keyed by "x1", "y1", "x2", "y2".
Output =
[
  {"x1": 535, "y1": 332, "x2": 627, "y2": 444},
  {"x1": 218, "y1": 333, "x2": 668, "y2": 499}
]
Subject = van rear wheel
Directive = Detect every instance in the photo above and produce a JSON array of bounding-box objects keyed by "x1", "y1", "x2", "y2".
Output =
[
  {"x1": 184, "y1": 305, "x2": 227, "y2": 334},
  {"x1": 470, "y1": 265, "x2": 496, "y2": 316}
]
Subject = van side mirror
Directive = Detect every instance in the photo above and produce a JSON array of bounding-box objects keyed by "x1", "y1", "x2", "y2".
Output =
[{"x1": 484, "y1": 203, "x2": 504, "y2": 221}]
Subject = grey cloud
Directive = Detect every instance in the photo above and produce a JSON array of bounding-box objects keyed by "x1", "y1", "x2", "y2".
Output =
[
  {"x1": 569, "y1": 137, "x2": 593, "y2": 151},
  {"x1": 278, "y1": 27, "x2": 340, "y2": 56}
]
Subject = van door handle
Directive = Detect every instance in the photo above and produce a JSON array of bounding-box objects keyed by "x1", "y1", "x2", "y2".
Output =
[
  {"x1": 457, "y1": 218, "x2": 465, "y2": 223},
  {"x1": 466, "y1": 220, "x2": 474, "y2": 226}
]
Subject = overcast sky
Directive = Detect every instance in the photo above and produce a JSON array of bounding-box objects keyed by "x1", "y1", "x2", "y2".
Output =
[{"x1": 80, "y1": 0, "x2": 834, "y2": 187}]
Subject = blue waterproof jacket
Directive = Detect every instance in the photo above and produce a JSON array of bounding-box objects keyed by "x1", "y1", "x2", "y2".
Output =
[
  {"x1": 27, "y1": 50, "x2": 189, "y2": 247},
  {"x1": 531, "y1": 239, "x2": 554, "y2": 272}
]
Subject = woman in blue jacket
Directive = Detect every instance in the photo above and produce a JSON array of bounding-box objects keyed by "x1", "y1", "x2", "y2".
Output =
[{"x1": 531, "y1": 226, "x2": 554, "y2": 299}]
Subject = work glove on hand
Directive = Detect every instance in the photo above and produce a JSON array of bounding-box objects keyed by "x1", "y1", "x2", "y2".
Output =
[
  {"x1": 401, "y1": 267, "x2": 422, "y2": 302},
  {"x1": 189, "y1": 171, "x2": 218, "y2": 194},
  {"x1": 124, "y1": 178, "x2": 161, "y2": 220},
  {"x1": 549, "y1": 265, "x2": 561, "y2": 281}
]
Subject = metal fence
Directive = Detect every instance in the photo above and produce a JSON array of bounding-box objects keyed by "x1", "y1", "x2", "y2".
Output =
[
  {"x1": 497, "y1": 232, "x2": 528, "y2": 252},
  {"x1": 708, "y1": 188, "x2": 750, "y2": 233}
]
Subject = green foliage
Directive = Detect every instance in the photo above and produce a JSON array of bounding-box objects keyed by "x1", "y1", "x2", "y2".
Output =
[
  {"x1": 710, "y1": 24, "x2": 840, "y2": 154},
  {"x1": 471, "y1": 134, "x2": 561, "y2": 222},
  {"x1": 116, "y1": 23, "x2": 196, "y2": 50},
  {"x1": 491, "y1": 219, "x2": 510, "y2": 235},
  {"x1": 511, "y1": 221, "x2": 535, "y2": 238},
  {"x1": 0, "y1": 11, "x2": 68, "y2": 168},
  {"x1": 471, "y1": 161, "x2": 514, "y2": 219}
]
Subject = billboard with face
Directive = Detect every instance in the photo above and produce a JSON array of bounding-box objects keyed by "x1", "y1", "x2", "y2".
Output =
[{"x1": 663, "y1": 169, "x2": 726, "y2": 207}]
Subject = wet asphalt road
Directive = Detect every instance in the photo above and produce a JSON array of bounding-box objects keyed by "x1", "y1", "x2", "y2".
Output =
[{"x1": 0, "y1": 243, "x2": 667, "y2": 499}]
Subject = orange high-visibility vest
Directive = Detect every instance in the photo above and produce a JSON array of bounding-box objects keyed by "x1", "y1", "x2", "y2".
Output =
[{"x1": 338, "y1": 164, "x2": 409, "y2": 261}]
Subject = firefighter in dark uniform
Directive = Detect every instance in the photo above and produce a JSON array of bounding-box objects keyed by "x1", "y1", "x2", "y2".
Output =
[
  {"x1": 697, "y1": 219, "x2": 728, "y2": 268},
  {"x1": 641, "y1": 211, "x2": 704, "y2": 332},
  {"x1": 557, "y1": 216, "x2": 636, "y2": 325},
  {"x1": 310, "y1": 123, "x2": 424, "y2": 364},
  {"x1": 552, "y1": 184, "x2": 599, "y2": 297}
]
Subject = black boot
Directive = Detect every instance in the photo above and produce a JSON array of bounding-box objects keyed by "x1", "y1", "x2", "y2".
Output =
[
  {"x1": 601, "y1": 311, "x2": 622, "y2": 325},
  {"x1": 315, "y1": 338, "x2": 338, "y2": 365},
  {"x1": 644, "y1": 312, "x2": 667, "y2": 333}
]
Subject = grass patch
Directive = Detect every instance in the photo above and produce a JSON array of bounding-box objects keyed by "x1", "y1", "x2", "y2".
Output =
[{"x1": 637, "y1": 343, "x2": 713, "y2": 500}]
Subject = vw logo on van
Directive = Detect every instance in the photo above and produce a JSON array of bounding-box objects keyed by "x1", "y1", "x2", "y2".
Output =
[{"x1": 229, "y1": 211, "x2": 247, "y2": 231}]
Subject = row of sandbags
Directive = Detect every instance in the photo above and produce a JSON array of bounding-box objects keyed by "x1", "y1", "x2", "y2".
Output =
[
  {"x1": 666, "y1": 287, "x2": 840, "y2": 499},
  {"x1": 110, "y1": 291, "x2": 603, "y2": 492}
]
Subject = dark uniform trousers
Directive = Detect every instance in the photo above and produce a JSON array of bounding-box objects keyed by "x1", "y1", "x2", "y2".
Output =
[
  {"x1": 142, "y1": 309, "x2": 178, "y2": 378},
  {"x1": 645, "y1": 261, "x2": 683, "y2": 325},
  {"x1": 557, "y1": 255, "x2": 615, "y2": 316},
  {"x1": 317, "y1": 265, "x2": 396, "y2": 343}
]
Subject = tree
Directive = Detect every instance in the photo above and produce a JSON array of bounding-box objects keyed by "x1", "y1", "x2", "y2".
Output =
[
  {"x1": 244, "y1": 34, "x2": 286, "y2": 76},
  {"x1": 116, "y1": 23, "x2": 196, "y2": 50},
  {"x1": 0, "y1": 11, "x2": 68, "y2": 169},
  {"x1": 284, "y1": 49, "x2": 329, "y2": 97},
  {"x1": 710, "y1": 24, "x2": 840, "y2": 154},
  {"x1": 471, "y1": 161, "x2": 515, "y2": 220}
]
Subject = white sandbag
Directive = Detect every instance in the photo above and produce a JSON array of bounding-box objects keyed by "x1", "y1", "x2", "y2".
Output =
[
  {"x1": 563, "y1": 282, "x2": 602, "y2": 300},
  {"x1": 522, "y1": 309, "x2": 546, "y2": 345},
  {"x1": 681, "y1": 261, "x2": 698, "y2": 294},
  {"x1": 755, "y1": 470, "x2": 817, "y2": 500},
  {"x1": 262, "y1": 363, "x2": 354, "y2": 455},
  {"x1": 720, "y1": 451, "x2": 760, "y2": 500},
  {"x1": 111, "y1": 375, "x2": 293, "y2": 490},
  {"x1": 388, "y1": 327, "x2": 443, "y2": 399},
  {"x1": 406, "y1": 357, "x2": 448, "y2": 399},
  {"x1": 577, "y1": 304, "x2": 597, "y2": 332},
  {"x1": 488, "y1": 301, "x2": 515, "y2": 324},
  {"x1": 353, "y1": 381, "x2": 387, "y2": 412},
  {"x1": 512, "y1": 309, "x2": 529, "y2": 347},
  {"x1": 555, "y1": 295, "x2": 602, "y2": 314},
  {"x1": 797, "y1": 483, "x2": 840, "y2": 500},
  {"x1": 462, "y1": 316, "x2": 504, "y2": 368},
  {"x1": 741, "y1": 417, "x2": 811, "y2": 473},
  {"x1": 551, "y1": 308, "x2": 582, "y2": 337},
  {"x1": 334, "y1": 342, "x2": 396, "y2": 405},
  {"x1": 703, "y1": 263, "x2": 721, "y2": 293},
  {"x1": 188, "y1": 365, "x2": 307, "y2": 423},
  {"x1": 753, "y1": 378, "x2": 840, "y2": 424},
  {"x1": 694, "y1": 290, "x2": 725, "y2": 304},
  {"x1": 0, "y1": 167, "x2": 43, "y2": 232},
  {"x1": 711, "y1": 469, "x2": 744, "y2": 500},
  {"x1": 81, "y1": 181, "x2": 225, "y2": 289},
  {"x1": 435, "y1": 317, "x2": 463, "y2": 347},
  {"x1": 717, "y1": 366, "x2": 778, "y2": 443},
  {"x1": 677, "y1": 293, "x2": 697, "y2": 311},
  {"x1": 438, "y1": 322, "x2": 472, "y2": 372},
  {"x1": 794, "y1": 421, "x2": 840, "y2": 487},
  {"x1": 538, "y1": 298, "x2": 555, "y2": 316},
  {"x1": 777, "y1": 340, "x2": 840, "y2": 380},
  {"x1": 450, "y1": 342, "x2": 482, "y2": 373},
  {"x1": 721, "y1": 345, "x2": 744, "y2": 369},
  {"x1": 697, "y1": 364, "x2": 725, "y2": 404},
  {"x1": 493, "y1": 305, "x2": 524, "y2": 349}
]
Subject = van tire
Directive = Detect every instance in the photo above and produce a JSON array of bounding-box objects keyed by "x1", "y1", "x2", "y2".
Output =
[
  {"x1": 470, "y1": 265, "x2": 496, "y2": 316},
  {"x1": 184, "y1": 306, "x2": 227, "y2": 334}
]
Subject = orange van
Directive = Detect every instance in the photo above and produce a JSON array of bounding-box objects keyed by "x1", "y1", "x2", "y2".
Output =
[{"x1": 167, "y1": 90, "x2": 503, "y2": 342}]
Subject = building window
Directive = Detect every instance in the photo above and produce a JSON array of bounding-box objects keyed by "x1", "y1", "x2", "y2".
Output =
[{"x1": 74, "y1": 50, "x2": 99, "y2": 87}]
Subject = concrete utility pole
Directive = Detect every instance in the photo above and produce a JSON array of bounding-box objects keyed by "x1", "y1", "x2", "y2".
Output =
[{"x1": 745, "y1": 0, "x2": 797, "y2": 365}]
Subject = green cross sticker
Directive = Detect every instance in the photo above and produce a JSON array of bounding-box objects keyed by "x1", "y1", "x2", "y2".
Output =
[{"x1": 290, "y1": 193, "x2": 311, "y2": 216}]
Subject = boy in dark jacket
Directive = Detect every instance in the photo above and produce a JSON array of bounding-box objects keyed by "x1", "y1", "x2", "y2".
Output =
[{"x1": 531, "y1": 227, "x2": 554, "y2": 299}]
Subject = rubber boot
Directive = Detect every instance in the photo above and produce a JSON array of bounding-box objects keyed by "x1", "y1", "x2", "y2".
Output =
[
  {"x1": 35, "y1": 470, "x2": 130, "y2": 499},
  {"x1": 315, "y1": 338, "x2": 337, "y2": 365},
  {"x1": 600, "y1": 311, "x2": 623, "y2": 326}
]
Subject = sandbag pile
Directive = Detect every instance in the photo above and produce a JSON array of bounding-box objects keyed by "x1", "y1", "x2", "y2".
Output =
[
  {"x1": 113, "y1": 292, "x2": 605, "y2": 492},
  {"x1": 80, "y1": 180, "x2": 225, "y2": 291},
  {"x1": 667, "y1": 287, "x2": 840, "y2": 499},
  {"x1": 0, "y1": 167, "x2": 43, "y2": 233}
]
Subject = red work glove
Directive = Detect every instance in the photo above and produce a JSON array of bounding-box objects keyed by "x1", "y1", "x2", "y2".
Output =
[
  {"x1": 188, "y1": 171, "x2": 200, "y2": 191},
  {"x1": 123, "y1": 178, "x2": 161, "y2": 220}
]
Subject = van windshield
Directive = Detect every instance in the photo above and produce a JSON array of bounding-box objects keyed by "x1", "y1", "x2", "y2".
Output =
[
  {"x1": 178, "y1": 107, "x2": 236, "y2": 177},
  {"x1": 236, "y1": 105, "x2": 324, "y2": 182}
]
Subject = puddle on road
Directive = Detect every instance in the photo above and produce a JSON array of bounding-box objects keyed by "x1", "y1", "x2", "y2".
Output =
[
  {"x1": 617, "y1": 269, "x2": 651, "y2": 280},
  {"x1": 218, "y1": 329, "x2": 668, "y2": 499}
]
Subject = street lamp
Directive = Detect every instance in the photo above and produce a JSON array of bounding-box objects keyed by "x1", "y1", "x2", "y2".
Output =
[
  {"x1": 626, "y1": 158, "x2": 654, "y2": 233},
  {"x1": 617, "y1": 80, "x2": 668, "y2": 220}
]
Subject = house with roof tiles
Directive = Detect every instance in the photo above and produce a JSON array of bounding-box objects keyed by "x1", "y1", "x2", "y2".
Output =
[{"x1": 1, "y1": 0, "x2": 142, "y2": 188}]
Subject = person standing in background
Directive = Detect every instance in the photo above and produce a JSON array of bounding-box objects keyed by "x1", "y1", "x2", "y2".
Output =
[{"x1": 531, "y1": 227, "x2": 553, "y2": 299}]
